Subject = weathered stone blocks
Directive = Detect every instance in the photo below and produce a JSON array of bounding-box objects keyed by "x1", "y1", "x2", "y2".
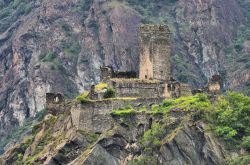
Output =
[{"x1": 139, "y1": 24, "x2": 171, "y2": 81}]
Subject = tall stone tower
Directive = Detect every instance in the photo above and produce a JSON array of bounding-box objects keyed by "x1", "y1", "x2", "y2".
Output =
[{"x1": 139, "y1": 24, "x2": 171, "y2": 81}]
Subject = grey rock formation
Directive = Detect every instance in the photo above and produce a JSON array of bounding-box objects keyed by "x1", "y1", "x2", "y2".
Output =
[
  {"x1": 0, "y1": 0, "x2": 249, "y2": 152},
  {"x1": 159, "y1": 123, "x2": 225, "y2": 165}
]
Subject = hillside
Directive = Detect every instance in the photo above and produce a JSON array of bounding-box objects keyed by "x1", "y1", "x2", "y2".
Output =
[
  {"x1": 0, "y1": 92, "x2": 249, "y2": 164},
  {"x1": 0, "y1": 0, "x2": 250, "y2": 157}
]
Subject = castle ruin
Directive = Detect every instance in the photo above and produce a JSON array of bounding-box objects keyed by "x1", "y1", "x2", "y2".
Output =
[
  {"x1": 97, "y1": 25, "x2": 192, "y2": 99},
  {"x1": 139, "y1": 25, "x2": 171, "y2": 81},
  {"x1": 45, "y1": 24, "x2": 222, "y2": 132}
]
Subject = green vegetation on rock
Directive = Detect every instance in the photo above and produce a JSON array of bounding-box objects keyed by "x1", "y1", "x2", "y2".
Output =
[
  {"x1": 39, "y1": 52, "x2": 56, "y2": 63},
  {"x1": 210, "y1": 92, "x2": 250, "y2": 151},
  {"x1": 103, "y1": 88, "x2": 116, "y2": 99},
  {"x1": 0, "y1": 109, "x2": 47, "y2": 154},
  {"x1": 95, "y1": 82, "x2": 108, "y2": 91},
  {"x1": 140, "y1": 123, "x2": 164, "y2": 150},
  {"x1": 0, "y1": 0, "x2": 34, "y2": 33},
  {"x1": 167, "y1": 93, "x2": 212, "y2": 111},
  {"x1": 111, "y1": 105, "x2": 136, "y2": 117},
  {"x1": 61, "y1": 41, "x2": 81, "y2": 58},
  {"x1": 76, "y1": 91, "x2": 91, "y2": 103},
  {"x1": 228, "y1": 155, "x2": 250, "y2": 165}
]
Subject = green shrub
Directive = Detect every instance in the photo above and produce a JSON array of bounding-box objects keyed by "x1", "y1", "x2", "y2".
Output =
[
  {"x1": 111, "y1": 109, "x2": 136, "y2": 117},
  {"x1": 140, "y1": 123, "x2": 164, "y2": 150},
  {"x1": 88, "y1": 19, "x2": 98, "y2": 29},
  {"x1": 50, "y1": 63, "x2": 66, "y2": 74},
  {"x1": 245, "y1": 63, "x2": 250, "y2": 69},
  {"x1": 17, "y1": 3, "x2": 32, "y2": 15},
  {"x1": 234, "y1": 44, "x2": 243, "y2": 53},
  {"x1": 228, "y1": 155, "x2": 250, "y2": 165},
  {"x1": 61, "y1": 41, "x2": 81, "y2": 57},
  {"x1": 162, "y1": 99, "x2": 173, "y2": 107},
  {"x1": 35, "y1": 109, "x2": 47, "y2": 121},
  {"x1": 87, "y1": 132, "x2": 99, "y2": 143},
  {"x1": 95, "y1": 82, "x2": 108, "y2": 91},
  {"x1": 111, "y1": 105, "x2": 136, "y2": 117},
  {"x1": 17, "y1": 153, "x2": 24, "y2": 165},
  {"x1": 103, "y1": 88, "x2": 116, "y2": 99},
  {"x1": 21, "y1": 136, "x2": 33, "y2": 150},
  {"x1": 177, "y1": 73, "x2": 189, "y2": 83},
  {"x1": 32, "y1": 122, "x2": 42, "y2": 135},
  {"x1": 76, "y1": 92, "x2": 91, "y2": 103},
  {"x1": 39, "y1": 52, "x2": 56, "y2": 62},
  {"x1": 150, "y1": 104, "x2": 168, "y2": 114},
  {"x1": 129, "y1": 156, "x2": 157, "y2": 165},
  {"x1": 61, "y1": 23, "x2": 72, "y2": 34},
  {"x1": 210, "y1": 92, "x2": 250, "y2": 150},
  {"x1": 242, "y1": 136, "x2": 250, "y2": 150}
]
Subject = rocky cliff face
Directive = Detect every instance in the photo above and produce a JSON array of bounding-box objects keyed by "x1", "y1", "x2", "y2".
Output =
[
  {"x1": 0, "y1": 101, "x2": 226, "y2": 165},
  {"x1": 0, "y1": 0, "x2": 249, "y2": 150}
]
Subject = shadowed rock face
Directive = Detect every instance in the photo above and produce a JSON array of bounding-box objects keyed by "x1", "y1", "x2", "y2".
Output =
[
  {"x1": 0, "y1": 0, "x2": 249, "y2": 145},
  {"x1": 0, "y1": 0, "x2": 141, "y2": 137}
]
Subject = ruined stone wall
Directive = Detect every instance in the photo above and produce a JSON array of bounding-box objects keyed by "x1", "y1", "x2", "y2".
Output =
[
  {"x1": 208, "y1": 75, "x2": 221, "y2": 95},
  {"x1": 111, "y1": 79, "x2": 166, "y2": 98},
  {"x1": 100, "y1": 67, "x2": 113, "y2": 82},
  {"x1": 180, "y1": 83, "x2": 193, "y2": 96},
  {"x1": 100, "y1": 66, "x2": 137, "y2": 82},
  {"x1": 70, "y1": 98, "x2": 164, "y2": 132},
  {"x1": 45, "y1": 93, "x2": 65, "y2": 114},
  {"x1": 112, "y1": 71, "x2": 137, "y2": 79},
  {"x1": 139, "y1": 25, "x2": 171, "y2": 81},
  {"x1": 208, "y1": 84, "x2": 220, "y2": 94}
]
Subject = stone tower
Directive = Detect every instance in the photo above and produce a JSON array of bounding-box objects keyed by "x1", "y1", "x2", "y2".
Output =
[{"x1": 139, "y1": 24, "x2": 171, "y2": 81}]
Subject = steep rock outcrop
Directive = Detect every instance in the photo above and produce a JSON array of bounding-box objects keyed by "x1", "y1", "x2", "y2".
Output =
[
  {"x1": 159, "y1": 123, "x2": 225, "y2": 165},
  {"x1": 0, "y1": 0, "x2": 249, "y2": 150},
  {"x1": 0, "y1": 106, "x2": 227, "y2": 165},
  {"x1": 0, "y1": 0, "x2": 141, "y2": 140}
]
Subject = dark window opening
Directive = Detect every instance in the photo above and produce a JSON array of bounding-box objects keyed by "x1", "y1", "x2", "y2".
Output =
[{"x1": 149, "y1": 118, "x2": 153, "y2": 129}]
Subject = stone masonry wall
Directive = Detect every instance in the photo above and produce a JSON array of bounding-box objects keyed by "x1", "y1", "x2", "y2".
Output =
[
  {"x1": 139, "y1": 25, "x2": 171, "y2": 81},
  {"x1": 70, "y1": 98, "x2": 164, "y2": 133},
  {"x1": 180, "y1": 83, "x2": 193, "y2": 96},
  {"x1": 45, "y1": 93, "x2": 65, "y2": 115},
  {"x1": 111, "y1": 79, "x2": 166, "y2": 98}
]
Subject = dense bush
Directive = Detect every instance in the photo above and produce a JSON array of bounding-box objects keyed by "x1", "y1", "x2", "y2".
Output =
[
  {"x1": 103, "y1": 88, "x2": 116, "y2": 99},
  {"x1": 150, "y1": 92, "x2": 250, "y2": 152},
  {"x1": 162, "y1": 93, "x2": 212, "y2": 112},
  {"x1": 211, "y1": 92, "x2": 250, "y2": 151},
  {"x1": 228, "y1": 155, "x2": 250, "y2": 165}
]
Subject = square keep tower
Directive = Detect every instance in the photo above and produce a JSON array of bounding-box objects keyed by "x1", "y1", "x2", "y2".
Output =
[{"x1": 139, "y1": 24, "x2": 171, "y2": 81}]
